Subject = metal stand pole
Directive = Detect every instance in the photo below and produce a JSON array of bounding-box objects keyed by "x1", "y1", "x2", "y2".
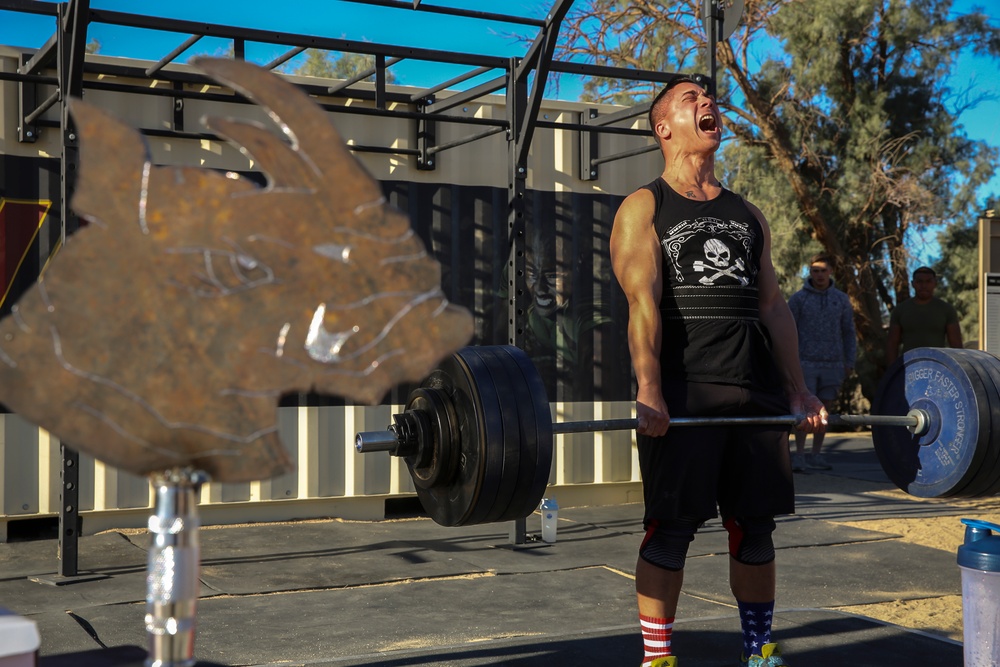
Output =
[
  {"x1": 29, "y1": 444, "x2": 108, "y2": 586},
  {"x1": 146, "y1": 468, "x2": 208, "y2": 667},
  {"x1": 58, "y1": 444, "x2": 80, "y2": 576},
  {"x1": 510, "y1": 516, "x2": 528, "y2": 545},
  {"x1": 709, "y1": 0, "x2": 720, "y2": 97}
]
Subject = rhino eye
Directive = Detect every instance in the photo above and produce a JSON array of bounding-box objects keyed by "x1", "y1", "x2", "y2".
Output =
[
  {"x1": 236, "y1": 254, "x2": 258, "y2": 270},
  {"x1": 165, "y1": 246, "x2": 275, "y2": 297}
]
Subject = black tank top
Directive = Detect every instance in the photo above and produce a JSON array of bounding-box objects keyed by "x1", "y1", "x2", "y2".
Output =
[{"x1": 641, "y1": 177, "x2": 781, "y2": 390}]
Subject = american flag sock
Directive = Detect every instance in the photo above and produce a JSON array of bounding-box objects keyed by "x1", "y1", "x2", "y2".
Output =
[
  {"x1": 640, "y1": 614, "x2": 674, "y2": 666},
  {"x1": 737, "y1": 600, "x2": 774, "y2": 658}
]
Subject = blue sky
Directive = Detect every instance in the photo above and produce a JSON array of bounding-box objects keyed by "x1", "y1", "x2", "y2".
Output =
[{"x1": 1, "y1": 0, "x2": 997, "y2": 262}]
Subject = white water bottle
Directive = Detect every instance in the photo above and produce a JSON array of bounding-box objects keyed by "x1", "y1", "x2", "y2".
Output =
[{"x1": 540, "y1": 498, "x2": 559, "y2": 543}]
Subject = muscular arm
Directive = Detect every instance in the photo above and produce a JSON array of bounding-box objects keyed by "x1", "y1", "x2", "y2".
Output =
[
  {"x1": 841, "y1": 297, "x2": 857, "y2": 374},
  {"x1": 946, "y1": 322, "x2": 964, "y2": 349},
  {"x1": 745, "y1": 201, "x2": 826, "y2": 432},
  {"x1": 610, "y1": 189, "x2": 670, "y2": 436}
]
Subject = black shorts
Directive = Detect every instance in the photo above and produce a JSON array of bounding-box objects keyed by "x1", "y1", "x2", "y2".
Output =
[{"x1": 637, "y1": 381, "x2": 795, "y2": 526}]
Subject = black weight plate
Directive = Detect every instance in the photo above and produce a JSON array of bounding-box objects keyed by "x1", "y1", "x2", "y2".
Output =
[
  {"x1": 872, "y1": 347, "x2": 990, "y2": 498},
  {"x1": 982, "y1": 353, "x2": 1000, "y2": 496},
  {"x1": 946, "y1": 350, "x2": 1000, "y2": 497},
  {"x1": 478, "y1": 345, "x2": 540, "y2": 523},
  {"x1": 962, "y1": 349, "x2": 1000, "y2": 497},
  {"x1": 462, "y1": 346, "x2": 523, "y2": 525},
  {"x1": 451, "y1": 347, "x2": 508, "y2": 526},
  {"x1": 495, "y1": 345, "x2": 553, "y2": 519},
  {"x1": 411, "y1": 349, "x2": 490, "y2": 526}
]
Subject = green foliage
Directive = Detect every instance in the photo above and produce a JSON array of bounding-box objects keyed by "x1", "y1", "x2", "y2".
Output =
[
  {"x1": 718, "y1": 141, "x2": 816, "y2": 297},
  {"x1": 188, "y1": 43, "x2": 235, "y2": 61},
  {"x1": 294, "y1": 49, "x2": 337, "y2": 78},
  {"x1": 181, "y1": 47, "x2": 397, "y2": 86},
  {"x1": 933, "y1": 214, "x2": 989, "y2": 346},
  {"x1": 85, "y1": 38, "x2": 100, "y2": 55},
  {"x1": 286, "y1": 49, "x2": 397, "y2": 84}
]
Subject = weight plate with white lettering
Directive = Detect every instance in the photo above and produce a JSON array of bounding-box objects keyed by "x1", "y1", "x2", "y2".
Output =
[{"x1": 872, "y1": 347, "x2": 992, "y2": 498}]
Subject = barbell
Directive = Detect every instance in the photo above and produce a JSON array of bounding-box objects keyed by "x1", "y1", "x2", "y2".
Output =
[{"x1": 356, "y1": 345, "x2": 1000, "y2": 527}]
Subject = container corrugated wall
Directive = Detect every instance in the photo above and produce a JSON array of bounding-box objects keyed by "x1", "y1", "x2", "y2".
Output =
[{"x1": 0, "y1": 404, "x2": 641, "y2": 540}]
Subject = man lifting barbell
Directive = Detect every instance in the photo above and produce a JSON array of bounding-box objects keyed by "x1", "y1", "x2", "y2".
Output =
[
  {"x1": 610, "y1": 77, "x2": 826, "y2": 667},
  {"x1": 353, "y1": 77, "x2": 1000, "y2": 667}
]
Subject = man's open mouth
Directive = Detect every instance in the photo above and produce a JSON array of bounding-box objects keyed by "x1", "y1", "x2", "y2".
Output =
[{"x1": 698, "y1": 113, "x2": 718, "y2": 132}]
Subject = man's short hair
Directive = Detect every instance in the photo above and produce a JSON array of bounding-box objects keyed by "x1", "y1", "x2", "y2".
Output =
[
  {"x1": 648, "y1": 76, "x2": 697, "y2": 136},
  {"x1": 809, "y1": 253, "x2": 834, "y2": 268},
  {"x1": 913, "y1": 266, "x2": 937, "y2": 279}
]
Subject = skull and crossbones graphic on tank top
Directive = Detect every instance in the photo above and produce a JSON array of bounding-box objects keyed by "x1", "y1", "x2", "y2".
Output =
[{"x1": 660, "y1": 216, "x2": 757, "y2": 287}]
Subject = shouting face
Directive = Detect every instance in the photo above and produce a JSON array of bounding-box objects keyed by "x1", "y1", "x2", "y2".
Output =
[{"x1": 653, "y1": 81, "x2": 723, "y2": 150}]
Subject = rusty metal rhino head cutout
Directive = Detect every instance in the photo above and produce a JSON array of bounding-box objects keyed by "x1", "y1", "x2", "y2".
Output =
[{"x1": 0, "y1": 58, "x2": 473, "y2": 482}]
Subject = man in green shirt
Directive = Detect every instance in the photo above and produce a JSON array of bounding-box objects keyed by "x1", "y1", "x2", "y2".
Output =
[{"x1": 886, "y1": 266, "x2": 963, "y2": 365}]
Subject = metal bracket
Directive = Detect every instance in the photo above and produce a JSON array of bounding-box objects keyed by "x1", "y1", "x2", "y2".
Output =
[
  {"x1": 416, "y1": 99, "x2": 437, "y2": 170},
  {"x1": 17, "y1": 53, "x2": 39, "y2": 143},
  {"x1": 173, "y1": 81, "x2": 185, "y2": 132},
  {"x1": 375, "y1": 54, "x2": 387, "y2": 110},
  {"x1": 17, "y1": 35, "x2": 59, "y2": 143},
  {"x1": 578, "y1": 108, "x2": 599, "y2": 181}
]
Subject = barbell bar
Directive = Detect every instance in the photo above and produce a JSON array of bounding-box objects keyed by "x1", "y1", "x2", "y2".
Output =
[
  {"x1": 355, "y1": 345, "x2": 1000, "y2": 527},
  {"x1": 358, "y1": 412, "x2": 930, "y2": 448}
]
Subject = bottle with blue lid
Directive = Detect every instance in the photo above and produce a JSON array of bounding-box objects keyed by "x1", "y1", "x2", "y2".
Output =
[
  {"x1": 957, "y1": 518, "x2": 1000, "y2": 667},
  {"x1": 540, "y1": 498, "x2": 558, "y2": 543}
]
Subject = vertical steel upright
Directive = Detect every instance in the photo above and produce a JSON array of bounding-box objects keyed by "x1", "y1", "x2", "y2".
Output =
[
  {"x1": 505, "y1": 0, "x2": 573, "y2": 544},
  {"x1": 704, "y1": 0, "x2": 723, "y2": 97},
  {"x1": 56, "y1": 0, "x2": 89, "y2": 577},
  {"x1": 506, "y1": 57, "x2": 530, "y2": 545}
]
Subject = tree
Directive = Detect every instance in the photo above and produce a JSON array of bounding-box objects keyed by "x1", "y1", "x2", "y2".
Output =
[
  {"x1": 288, "y1": 49, "x2": 397, "y2": 84},
  {"x1": 557, "y1": 0, "x2": 1000, "y2": 400},
  {"x1": 933, "y1": 211, "x2": 991, "y2": 347}
]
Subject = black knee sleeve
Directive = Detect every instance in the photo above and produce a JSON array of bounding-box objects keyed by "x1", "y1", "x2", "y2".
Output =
[
  {"x1": 724, "y1": 516, "x2": 776, "y2": 565},
  {"x1": 639, "y1": 517, "x2": 703, "y2": 571}
]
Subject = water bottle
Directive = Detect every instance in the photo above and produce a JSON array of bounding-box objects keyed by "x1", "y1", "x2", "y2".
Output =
[
  {"x1": 958, "y1": 518, "x2": 1000, "y2": 667},
  {"x1": 540, "y1": 498, "x2": 559, "y2": 543}
]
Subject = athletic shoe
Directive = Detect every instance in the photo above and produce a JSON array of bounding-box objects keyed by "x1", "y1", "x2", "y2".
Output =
[
  {"x1": 806, "y1": 453, "x2": 832, "y2": 470},
  {"x1": 790, "y1": 453, "x2": 806, "y2": 472},
  {"x1": 740, "y1": 642, "x2": 788, "y2": 666},
  {"x1": 648, "y1": 657, "x2": 678, "y2": 667}
]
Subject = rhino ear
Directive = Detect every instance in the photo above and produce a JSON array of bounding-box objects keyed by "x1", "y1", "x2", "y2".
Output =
[
  {"x1": 202, "y1": 116, "x2": 321, "y2": 192},
  {"x1": 68, "y1": 98, "x2": 151, "y2": 230},
  {"x1": 193, "y1": 57, "x2": 384, "y2": 213}
]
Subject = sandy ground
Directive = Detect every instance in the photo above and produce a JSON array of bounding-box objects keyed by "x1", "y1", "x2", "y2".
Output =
[{"x1": 795, "y1": 472, "x2": 1000, "y2": 641}]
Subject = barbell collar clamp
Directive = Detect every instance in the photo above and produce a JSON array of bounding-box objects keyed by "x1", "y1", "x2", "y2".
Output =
[
  {"x1": 354, "y1": 410, "x2": 433, "y2": 466},
  {"x1": 354, "y1": 411, "x2": 423, "y2": 456}
]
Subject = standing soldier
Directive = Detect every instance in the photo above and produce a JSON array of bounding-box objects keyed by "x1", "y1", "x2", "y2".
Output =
[{"x1": 787, "y1": 254, "x2": 856, "y2": 472}]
